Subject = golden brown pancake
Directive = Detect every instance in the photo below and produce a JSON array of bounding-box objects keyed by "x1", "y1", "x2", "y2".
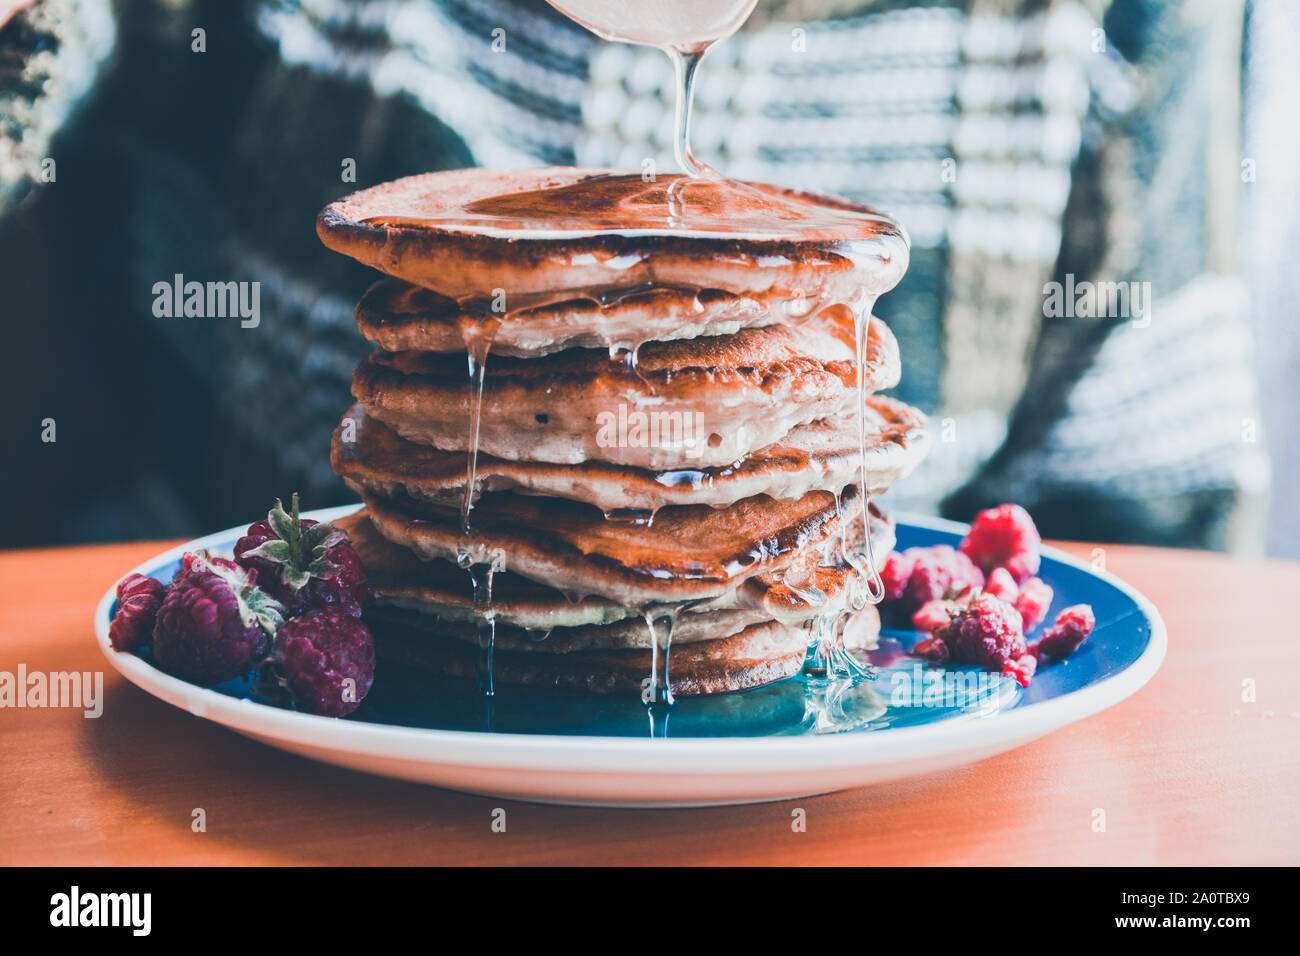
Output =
[
  {"x1": 433, "y1": 607, "x2": 773, "y2": 653},
  {"x1": 357, "y1": 276, "x2": 788, "y2": 357},
  {"x1": 317, "y1": 167, "x2": 909, "y2": 304},
  {"x1": 333, "y1": 395, "x2": 927, "y2": 512},
  {"x1": 353, "y1": 483, "x2": 885, "y2": 606},
  {"x1": 336, "y1": 506, "x2": 894, "y2": 630},
  {"x1": 338, "y1": 508, "x2": 636, "y2": 630},
  {"x1": 367, "y1": 613, "x2": 879, "y2": 697},
  {"x1": 352, "y1": 308, "x2": 899, "y2": 469}
]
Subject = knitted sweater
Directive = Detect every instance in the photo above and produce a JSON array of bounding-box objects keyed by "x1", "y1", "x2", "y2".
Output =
[{"x1": 0, "y1": 0, "x2": 1270, "y2": 549}]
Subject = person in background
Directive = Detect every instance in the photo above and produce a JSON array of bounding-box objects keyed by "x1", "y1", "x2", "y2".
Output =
[{"x1": 0, "y1": 0, "x2": 1290, "y2": 555}]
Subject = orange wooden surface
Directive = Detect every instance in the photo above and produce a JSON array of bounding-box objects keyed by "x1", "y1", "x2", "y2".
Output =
[{"x1": 1, "y1": 538, "x2": 1297, "y2": 865}]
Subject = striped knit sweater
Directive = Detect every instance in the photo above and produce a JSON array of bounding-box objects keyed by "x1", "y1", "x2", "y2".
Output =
[{"x1": 0, "y1": 0, "x2": 1272, "y2": 550}]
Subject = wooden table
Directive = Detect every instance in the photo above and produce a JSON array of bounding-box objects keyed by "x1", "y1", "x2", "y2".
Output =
[{"x1": 1, "y1": 539, "x2": 1297, "y2": 866}]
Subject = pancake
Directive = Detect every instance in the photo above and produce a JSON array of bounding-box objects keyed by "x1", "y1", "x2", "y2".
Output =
[
  {"x1": 318, "y1": 167, "x2": 910, "y2": 304},
  {"x1": 368, "y1": 603, "x2": 770, "y2": 653},
  {"x1": 362, "y1": 485, "x2": 860, "y2": 605},
  {"x1": 336, "y1": 506, "x2": 894, "y2": 631},
  {"x1": 357, "y1": 276, "x2": 787, "y2": 357},
  {"x1": 333, "y1": 395, "x2": 927, "y2": 512},
  {"x1": 351, "y1": 482, "x2": 890, "y2": 606},
  {"x1": 338, "y1": 508, "x2": 637, "y2": 630},
  {"x1": 367, "y1": 614, "x2": 879, "y2": 697},
  {"x1": 352, "y1": 308, "x2": 899, "y2": 469}
]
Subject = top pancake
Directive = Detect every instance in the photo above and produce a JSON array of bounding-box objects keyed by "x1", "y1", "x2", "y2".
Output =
[{"x1": 317, "y1": 167, "x2": 910, "y2": 303}]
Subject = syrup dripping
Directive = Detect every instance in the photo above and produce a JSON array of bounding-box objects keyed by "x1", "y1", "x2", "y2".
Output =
[
  {"x1": 641, "y1": 608, "x2": 677, "y2": 706},
  {"x1": 806, "y1": 607, "x2": 871, "y2": 681},
  {"x1": 851, "y1": 300, "x2": 886, "y2": 605},
  {"x1": 456, "y1": 310, "x2": 501, "y2": 534},
  {"x1": 464, "y1": 559, "x2": 498, "y2": 730},
  {"x1": 668, "y1": 47, "x2": 712, "y2": 179},
  {"x1": 641, "y1": 605, "x2": 685, "y2": 738},
  {"x1": 456, "y1": 311, "x2": 502, "y2": 707}
]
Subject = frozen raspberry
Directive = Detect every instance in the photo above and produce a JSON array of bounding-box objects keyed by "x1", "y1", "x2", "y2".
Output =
[
  {"x1": 109, "y1": 573, "x2": 166, "y2": 652},
  {"x1": 880, "y1": 550, "x2": 915, "y2": 602},
  {"x1": 235, "y1": 494, "x2": 369, "y2": 616},
  {"x1": 913, "y1": 599, "x2": 961, "y2": 633},
  {"x1": 1013, "y1": 576, "x2": 1054, "y2": 631},
  {"x1": 266, "y1": 609, "x2": 375, "y2": 717},
  {"x1": 984, "y1": 567, "x2": 1019, "y2": 603},
  {"x1": 936, "y1": 592, "x2": 1027, "y2": 670},
  {"x1": 913, "y1": 635, "x2": 950, "y2": 664},
  {"x1": 1037, "y1": 604, "x2": 1095, "y2": 663},
  {"x1": 898, "y1": 545, "x2": 984, "y2": 612},
  {"x1": 1003, "y1": 653, "x2": 1038, "y2": 687},
  {"x1": 961, "y1": 503, "x2": 1041, "y2": 583},
  {"x1": 152, "y1": 552, "x2": 284, "y2": 685}
]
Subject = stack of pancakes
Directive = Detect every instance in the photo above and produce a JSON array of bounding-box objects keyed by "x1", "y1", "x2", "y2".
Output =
[{"x1": 317, "y1": 168, "x2": 928, "y2": 697}]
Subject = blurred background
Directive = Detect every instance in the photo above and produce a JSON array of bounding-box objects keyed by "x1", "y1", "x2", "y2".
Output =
[{"x1": 1, "y1": 0, "x2": 1296, "y2": 556}]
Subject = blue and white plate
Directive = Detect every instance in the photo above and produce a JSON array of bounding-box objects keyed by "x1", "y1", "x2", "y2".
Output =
[{"x1": 93, "y1": 507, "x2": 1165, "y2": 807}]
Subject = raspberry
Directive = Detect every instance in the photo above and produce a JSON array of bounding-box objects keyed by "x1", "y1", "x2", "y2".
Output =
[
  {"x1": 912, "y1": 599, "x2": 961, "y2": 633},
  {"x1": 880, "y1": 550, "x2": 915, "y2": 602},
  {"x1": 913, "y1": 635, "x2": 950, "y2": 664},
  {"x1": 936, "y1": 592, "x2": 1027, "y2": 670},
  {"x1": 896, "y1": 545, "x2": 984, "y2": 612},
  {"x1": 984, "y1": 567, "x2": 1019, "y2": 603},
  {"x1": 1037, "y1": 604, "x2": 1095, "y2": 663},
  {"x1": 1013, "y1": 576, "x2": 1054, "y2": 631},
  {"x1": 1003, "y1": 652, "x2": 1038, "y2": 687},
  {"x1": 961, "y1": 503, "x2": 1041, "y2": 583},
  {"x1": 266, "y1": 609, "x2": 375, "y2": 717},
  {"x1": 235, "y1": 494, "x2": 369, "y2": 616},
  {"x1": 152, "y1": 552, "x2": 284, "y2": 685},
  {"x1": 109, "y1": 573, "x2": 166, "y2": 653}
]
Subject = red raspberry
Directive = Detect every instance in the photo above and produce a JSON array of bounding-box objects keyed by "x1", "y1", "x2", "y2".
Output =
[
  {"x1": 1037, "y1": 604, "x2": 1095, "y2": 663},
  {"x1": 109, "y1": 573, "x2": 166, "y2": 652},
  {"x1": 936, "y1": 592, "x2": 1027, "y2": 670},
  {"x1": 1013, "y1": 576, "x2": 1054, "y2": 631},
  {"x1": 153, "y1": 552, "x2": 284, "y2": 685},
  {"x1": 266, "y1": 609, "x2": 375, "y2": 717},
  {"x1": 913, "y1": 635, "x2": 950, "y2": 664},
  {"x1": 235, "y1": 494, "x2": 369, "y2": 616},
  {"x1": 1003, "y1": 652, "x2": 1038, "y2": 687},
  {"x1": 912, "y1": 599, "x2": 961, "y2": 633},
  {"x1": 880, "y1": 550, "x2": 915, "y2": 601},
  {"x1": 961, "y1": 503, "x2": 1041, "y2": 583},
  {"x1": 984, "y1": 567, "x2": 1019, "y2": 603},
  {"x1": 898, "y1": 545, "x2": 984, "y2": 612}
]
